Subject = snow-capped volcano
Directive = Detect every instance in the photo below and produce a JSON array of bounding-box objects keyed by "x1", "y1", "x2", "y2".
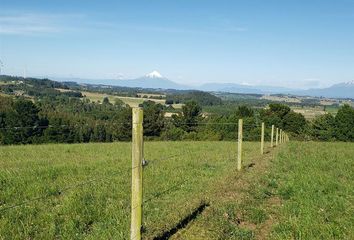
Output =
[
  {"x1": 145, "y1": 70, "x2": 163, "y2": 79},
  {"x1": 110, "y1": 70, "x2": 189, "y2": 89}
]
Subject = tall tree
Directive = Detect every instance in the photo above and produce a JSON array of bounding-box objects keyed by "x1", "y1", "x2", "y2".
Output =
[
  {"x1": 335, "y1": 104, "x2": 354, "y2": 141},
  {"x1": 283, "y1": 111, "x2": 307, "y2": 134},
  {"x1": 173, "y1": 101, "x2": 203, "y2": 132},
  {"x1": 1, "y1": 98, "x2": 45, "y2": 144},
  {"x1": 311, "y1": 114, "x2": 335, "y2": 141},
  {"x1": 140, "y1": 101, "x2": 165, "y2": 137}
]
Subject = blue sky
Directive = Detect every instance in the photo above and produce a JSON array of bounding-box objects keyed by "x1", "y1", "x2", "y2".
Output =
[{"x1": 0, "y1": 0, "x2": 353, "y2": 89}]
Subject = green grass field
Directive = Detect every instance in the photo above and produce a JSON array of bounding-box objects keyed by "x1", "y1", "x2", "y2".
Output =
[
  {"x1": 267, "y1": 142, "x2": 354, "y2": 239},
  {"x1": 1, "y1": 141, "x2": 353, "y2": 239},
  {"x1": 173, "y1": 142, "x2": 354, "y2": 239},
  {"x1": 81, "y1": 91, "x2": 166, "y2": 107},
  {"x1": 0, "y1": 141, "x2": 262, "y2": 239}
]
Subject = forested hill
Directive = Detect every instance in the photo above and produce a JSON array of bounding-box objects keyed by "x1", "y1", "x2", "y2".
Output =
[
  {"x1": 0, "y1": 75, "x2": 222, "y2": 106},
  {"x1": 0, "y1": 75, "x2": 82, "y2": 98},
  {"x1": 0, "y1": 75, "x2": 353, "y2": 145}
]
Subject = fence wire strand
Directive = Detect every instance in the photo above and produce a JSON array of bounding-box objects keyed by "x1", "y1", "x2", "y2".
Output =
[
  {"x1": 0, "y1": 117, "x2": 286, "y2": 240},
  {"x1": 144, "y1": 179, "x2": 188, "y2": 203},
  {"x1": 0, "y1": 122, "x2": 262, "y2": 131}
]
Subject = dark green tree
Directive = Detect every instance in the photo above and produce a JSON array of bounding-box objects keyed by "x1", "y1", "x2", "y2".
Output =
[
  {"x1": 102, "y1": 97, "x2": 111, "y2": 105},
  {"x1": 235, "y1": 105, "x2": 254, "y2": 118},
  {"x1": 311, "y1": 114, "x2": 335, "y2": 141},
  {"x1": 283, "y1": 111, "x2": 307, "y2": 134},
  {"x1": 173, "y1": 101, "x2": 203, "y2": 132},
  {"x1": 1, "y1": 98, "x2": 45, "y2": 144},
  {"x1": 140, "y1": 101, "x2": 165, "y2": 137},
  {"x1": 335, "y1": 104, "x2": 354, "y2": 141}
]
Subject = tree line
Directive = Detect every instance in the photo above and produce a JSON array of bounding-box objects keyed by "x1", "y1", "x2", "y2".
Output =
[{"x1": 1, "y1": 95, "x2": 353, "y2": 145}]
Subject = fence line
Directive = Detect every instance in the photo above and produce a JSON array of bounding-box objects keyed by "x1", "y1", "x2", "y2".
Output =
[
  {"x1": 0, "y1": 107, "x2": 290, "y2": 239},
  {"x1": 0, "y1": 122, "x2": 131, "y2": 131},
  {"x1": 129, "y1": 107, "x2": 289, "y2": 240},
  {"x1": 261, "y1": 122, "x2": 265, "y2": 154},
  {"x1": 271, "y1": 124, "x2": 275, "y2": 147},
  {"x1": 0, "y1": 122, "x2": 263, "y2": 131},
  {"x1": 237, "y1": 118, "x2": 243, "y2": 171}
]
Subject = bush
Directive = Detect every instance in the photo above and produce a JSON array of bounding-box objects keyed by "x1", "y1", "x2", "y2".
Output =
[{"x1": 160, "y1": 125, "x2": 186, "y2": 141}]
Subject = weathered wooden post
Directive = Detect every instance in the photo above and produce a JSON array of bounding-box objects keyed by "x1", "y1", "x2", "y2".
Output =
[
  {"x1": 279, "y1": 129, "x2": 282, "y2": 144},
  {"x1": 131, "y1": 107, "x2": 143, "y2": 240},
  {"x1": 261, "y1": 122, "x2": 265, "y2": 154},
  {"x1": 281, "y1": 132, "x2": 283, "y2": 144},
  {"x1": 275, "y1": 127, "x2": 279, "y2": 146},
  {"x1": 237, "y1": 119, "x2": 243, "y2": 171},
  {"x1": 270, "y1": 125, "x2": 274, "y2": 148}
]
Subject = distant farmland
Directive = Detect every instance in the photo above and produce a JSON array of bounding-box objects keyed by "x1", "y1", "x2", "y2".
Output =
[{"x1": 81, "y1": 91, "x2": 166, "y2": 107}]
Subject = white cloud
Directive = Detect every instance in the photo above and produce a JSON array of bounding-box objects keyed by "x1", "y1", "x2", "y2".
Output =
[
  {"x1": 0, "y1": 11, "x2": 247, "y2": 37},
  {"x1": 0, "y1": 13, "x2": 83, "y2": 35}
]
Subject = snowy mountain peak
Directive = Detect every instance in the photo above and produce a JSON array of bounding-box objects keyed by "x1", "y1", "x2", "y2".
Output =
[
  {"x1": 334, "y1": 80, "x2": 354, "y2": 87},
  {"x1": 145, "y1": 70, "x2": 163, "y2": 78}
]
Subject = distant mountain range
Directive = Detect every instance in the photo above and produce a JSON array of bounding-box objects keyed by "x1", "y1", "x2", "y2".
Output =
[
  {"x1": 112, "y1": 71, "x2": 190, "y2": 90},
  {"x1": 54, "y1": 71, "x2": 354, "y2": 99},
  {"x1": 198, "y1": 83, "x2": 294, "y2": 95},
  {"x1": 292, "y1": 81, "x2": 354, "y2": 99}
]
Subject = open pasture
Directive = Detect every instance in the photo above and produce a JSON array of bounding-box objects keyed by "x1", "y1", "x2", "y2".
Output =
[
  {"x1": 0, "y1": 141, "x2": 262, "y2": 239},
  {"x1": 171, "y1": 142, "x2": 354, "y2": 239},
  {"x1": 81, "y1": 91, "x2": 165, "y2": 107}
]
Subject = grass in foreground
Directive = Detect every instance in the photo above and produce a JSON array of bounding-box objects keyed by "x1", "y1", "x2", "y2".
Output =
[
  {"x1": 268, "y1": 142, "x2": 354, "y2": 239},
  {"x1": 0, "y1": 141, "x2": 261, "y2": 239},
  {"x1": 174, "y1": 142, "x2": 354, "y2": 239}
]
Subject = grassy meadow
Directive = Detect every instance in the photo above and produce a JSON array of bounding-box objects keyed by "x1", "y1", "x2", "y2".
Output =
[
  {"x1": 1, "y1": 141, "x2": 353, "y2": 239},
  {"x1": 268, "y1": 142, "x2": 354, "y2": 239},
  {"x1": 0, "y1": 141, "x2": 262, "y2": 239},
  {"x1": 81, "y1": 91, "x2": 166, "y2": 107},
  {"x1": 172, "y1": 142, "x2": 354, "y2": 239}
]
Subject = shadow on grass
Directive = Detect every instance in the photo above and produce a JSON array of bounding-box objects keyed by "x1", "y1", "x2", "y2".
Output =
[{"x1": 153, "y1": 203, "x2": 209, "y2": 240}]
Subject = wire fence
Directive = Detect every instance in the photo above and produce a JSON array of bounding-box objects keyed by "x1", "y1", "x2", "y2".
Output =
[
  {"x1": 0, "y1": 109, "x2": 289, "y2": 240},
  {"x1": 0, "y1": 121, "x2": 265, "y2": 131}
]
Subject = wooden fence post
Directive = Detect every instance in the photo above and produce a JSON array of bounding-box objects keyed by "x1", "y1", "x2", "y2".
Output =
[
  {"x1": 270, "y1": 125, "x2": 274, "y2": 148},
  {"x1": 237, "y1": 119, "x2": 243, "y2": 171},
  {"x1": 281, "y1": 132, "x2": 283, "y2": 144},
  {"x1": 275, "y1": 127, "x2": 279, "y2": 146},
  {"x1": 131, "y1": 107, "x2": 143, "y2": 240},
  {"x1": 261, "y1": 122, "x2": 265, "y2": 154},
  {"x1": 279, "y1": 129, "x2": 282, "y2": 144}
]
